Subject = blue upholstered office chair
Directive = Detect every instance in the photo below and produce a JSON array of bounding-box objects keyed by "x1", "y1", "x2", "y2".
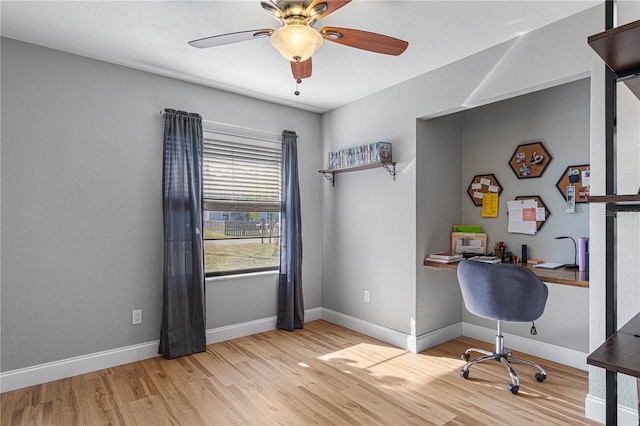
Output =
[{"x1": 457, "y1": 259, "x2": 549, "y2": 395}]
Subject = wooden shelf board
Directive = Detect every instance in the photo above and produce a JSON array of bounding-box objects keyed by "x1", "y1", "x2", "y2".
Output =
[
  {"x1": 319, "y1": 161, "x2": 395, "y2": 174},
  {"x1": 587, "y1": 312, "x2": 640, "y2": 378},
  {"x1": 587, "y1": 194, "x2": 640, "y2": 204},
  {"x1": 588, "y1": 20, "x2": 640, "y2": 72},
  {"x1": 423, "y1": 259, "x2": 588, "y2": 288}
]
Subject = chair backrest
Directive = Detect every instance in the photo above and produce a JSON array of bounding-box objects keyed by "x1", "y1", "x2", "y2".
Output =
[{"x1": 457, "y1": 260, "x2": 548, "y2": 322}]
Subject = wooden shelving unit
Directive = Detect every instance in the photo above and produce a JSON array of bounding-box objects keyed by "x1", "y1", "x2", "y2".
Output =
[
  {"x1": 587, "y1": 194, "x2": 640, "y2": 204},
  {"x1": 586, "y1": 12, "x2": 640, "y2": 426},
  {"x1": 319, "y1": 161, "x2": 396, "y2": 186},
  {"x1": 588, "y1": 19, "x2": 640, "y2": 72}
]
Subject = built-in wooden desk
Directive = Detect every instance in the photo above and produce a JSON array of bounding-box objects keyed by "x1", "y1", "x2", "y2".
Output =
[
  {"x1": 587, "y1": 312, "x2": 640, "y2": 378},
  {"x1": 423, "y1": 259, "x2": 589, "y2": 288}
]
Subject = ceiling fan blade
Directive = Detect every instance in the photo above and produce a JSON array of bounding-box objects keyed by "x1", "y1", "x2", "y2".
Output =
[
  {"x1": 291, "y1": 57, "x2": 312, "y2": 80},
  {"x1": 261, "y1": 1, "x2": 284, "y2": 19},
  {"x1": 306, "y1": 0, "x2": 351, "y2": 19},
  {"x1": 320, "y1": 27, "x2": 408, "y2": 55},
  {"x1": 189, "y1": 29, "x2": 273, "y2": 49}
]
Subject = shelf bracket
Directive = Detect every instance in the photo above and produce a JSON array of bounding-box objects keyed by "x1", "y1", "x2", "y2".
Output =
[
  {"x1": 382, "y1": 163, "x2": 396, "y2": 180},
  {"x1": 322, "y1": 172, "x2": 335, "y2": 187}
]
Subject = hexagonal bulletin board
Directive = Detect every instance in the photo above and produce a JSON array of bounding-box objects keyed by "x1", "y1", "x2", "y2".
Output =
[
  {"x1": 515, "y1": 195, "x2": 550, "y2": 231},
  {"x1": 509, "y1": 141, "x2": 552, "y2": 179},
  {"x1": 556, "y1": 165, "x2": 590, "y2": 203},
  {"x1": 467, "y1": 174, "x2": 503, "y2": 207}
]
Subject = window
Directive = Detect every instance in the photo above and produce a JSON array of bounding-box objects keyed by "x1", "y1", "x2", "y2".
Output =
[{"x1": 203, "y1": 131, "x2": 281, "y2": 276}]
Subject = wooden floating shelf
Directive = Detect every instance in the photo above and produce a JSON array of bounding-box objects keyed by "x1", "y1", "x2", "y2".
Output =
[
  {"x1": 587, "y1": 194, "x2": 640, "y2": 204},
  {"x1": 588, "y1": 19, "x2": 640, "y2": 100},
  {"x1": 319, "y1": 162, "x2": 396, "y2": 186},
  {"x1": 588, "y1": 19, "x2": 640, "y2": 72},
  {"x1": 319, "y1": 161, "x2": 396, "y2": 174}
]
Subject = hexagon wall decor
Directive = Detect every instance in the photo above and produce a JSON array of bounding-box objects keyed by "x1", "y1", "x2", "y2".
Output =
[
  {"x1": 509, "y1": 141, "x2": 552, "y2": 179},
  {"x1": 467, "y1": 174, "x2": 503, "y2": 206},
  {"x1": 556, "y1": 164, "x2": 590, "y2": 203}
]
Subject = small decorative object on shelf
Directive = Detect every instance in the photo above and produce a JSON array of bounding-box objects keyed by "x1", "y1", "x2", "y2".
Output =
[
  {"x1": 508, "y1": 141, "x2": 552, "y2": 179},
  {"x1": 320, "y1": 141, "x2": 395, "y2": 186},
  {"x1": 326, "y1": 141, "x2": 392, "y2": 170}
]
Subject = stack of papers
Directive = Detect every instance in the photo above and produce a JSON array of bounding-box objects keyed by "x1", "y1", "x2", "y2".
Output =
[
  {"x1": 469, "y1": 256, "x2": 502, "y2": 264},
  {"x1": 426, "y1": 251, "x2": 463, "y2": 264},
  {"x1": 533, "y1": 262, "x2": 564, "y2": 269}
]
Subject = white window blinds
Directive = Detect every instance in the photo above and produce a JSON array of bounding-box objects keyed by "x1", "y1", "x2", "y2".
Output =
[{"x1": 203, "y1": 133, "x2": 282, "y2": 212}]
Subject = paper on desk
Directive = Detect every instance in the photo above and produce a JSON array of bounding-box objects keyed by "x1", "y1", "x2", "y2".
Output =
[{"x1": 507, "y1": 199, "x2": 537, "y2": 235}]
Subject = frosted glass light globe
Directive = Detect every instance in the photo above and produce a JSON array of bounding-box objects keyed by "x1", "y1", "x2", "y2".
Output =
[{"x1": 271, "y1": 23, "x2": 322, "y2": 62}]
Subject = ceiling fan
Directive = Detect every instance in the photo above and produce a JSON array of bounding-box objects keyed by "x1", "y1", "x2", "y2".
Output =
[{"x1": 188, "y1": 0, "x2": 409, "y2": 94}]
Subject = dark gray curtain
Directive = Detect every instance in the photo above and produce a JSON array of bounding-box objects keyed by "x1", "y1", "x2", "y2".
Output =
[
  {"x1": 277, "y1": 130, "x2": 304, "y2": 331},
  {"x1": 159, "y1": 108, "x2": 206, "y2": 359}
]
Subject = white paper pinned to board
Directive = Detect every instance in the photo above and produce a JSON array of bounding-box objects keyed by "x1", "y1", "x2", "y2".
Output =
[{"x1": 507, "y1": 199, "x2": 537, "y2": 235}]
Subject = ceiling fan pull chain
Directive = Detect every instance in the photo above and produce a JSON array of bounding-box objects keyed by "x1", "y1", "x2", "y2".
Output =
[{"x1": 294, "y1": 78, "x2": 301, "y2": 96}]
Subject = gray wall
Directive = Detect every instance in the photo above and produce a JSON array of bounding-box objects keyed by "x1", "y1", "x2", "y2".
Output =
[
  {"x1": 416, "y1": 115, "x2": 463, "y2": 335},
  {"x1": 0, "y1": 38, "x2": 322, "y2": 372},
  {"x1": 460, "y1": 78, "x2": 590, "y2": 265},
  {"x1": 322, "y1": 6, "x2": 602, "y2": 344}
]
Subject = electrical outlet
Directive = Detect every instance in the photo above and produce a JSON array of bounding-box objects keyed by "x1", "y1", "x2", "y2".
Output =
[
  {"x1": 363, "y1": 290, "x2": 370, "y2": 303},
  {"x1": 132, "y1": 309, "x2": 142, "y2": 325}
]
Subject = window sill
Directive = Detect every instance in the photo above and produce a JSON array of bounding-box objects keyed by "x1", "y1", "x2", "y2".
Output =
[{"x1": 206, "y1": 269, "x2": 279, "y2": 283}]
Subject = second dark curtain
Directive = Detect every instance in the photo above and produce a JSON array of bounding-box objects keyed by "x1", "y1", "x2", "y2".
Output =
[
  {"x1": 159, "y1": 108, "x2": 207, "y2": 359},
  {"x1": 277, "y1": 130, "x2": 304, "y2": 331}
]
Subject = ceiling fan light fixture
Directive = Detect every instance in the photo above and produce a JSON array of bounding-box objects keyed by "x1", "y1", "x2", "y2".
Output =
[{"x1": 270, "y1": 23, "x2": 322, "y2": 62}]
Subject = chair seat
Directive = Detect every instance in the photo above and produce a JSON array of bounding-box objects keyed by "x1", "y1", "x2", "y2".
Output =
[{"x1": 456, "y1": 260, "x2": 549, "y2": 394}]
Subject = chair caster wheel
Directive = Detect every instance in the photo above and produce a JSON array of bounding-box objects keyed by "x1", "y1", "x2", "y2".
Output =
[
  {"x1": 507, "y1": 384, "x2": 519, "y2": 395},
  {"x1": 535, "y1": 372, "x2": 546, "y2": 382},
  {"x1": 459, "y1": 370, "x2": 469, "y2": 379},
  {"x1": 461, "y1": 353, "x2": 470, "y2": 361}
]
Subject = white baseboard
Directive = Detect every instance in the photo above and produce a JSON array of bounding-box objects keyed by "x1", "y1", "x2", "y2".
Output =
[
  {"x1": 0, "y1": 307, "x2": 323, "y2": 393},
  {"x1": 206, "y1": 307, "x2": 321, "y2": 345},
  {"x1": 317, "y1": 309, "x2": 458, "y2": 354},
  {"x1": 414, "y1": 323, "x2": 464, "y2": 353},
  {"x1": 462, "y1": 322, "x2": 589, "y2": 371},
  {"x1": 0, "y1": 340, "x2": 160, "y2": 393},
  {"x1": 320, "y1": 308, "x2": 413, "y2": 351},
  {"x1": 585, "y1": 393, "x2": 639, "y2": 425}
]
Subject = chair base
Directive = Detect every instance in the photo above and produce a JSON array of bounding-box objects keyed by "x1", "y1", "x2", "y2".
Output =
[{"x1": 459, "y1": 323, "x2": 547, "y2": 395}]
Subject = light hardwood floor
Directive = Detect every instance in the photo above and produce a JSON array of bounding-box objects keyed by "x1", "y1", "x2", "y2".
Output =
[{"x1": 1, "y1": 320, "x2": 599, "y2": 425}]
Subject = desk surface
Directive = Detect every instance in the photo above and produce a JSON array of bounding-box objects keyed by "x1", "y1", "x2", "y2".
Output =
[
  {"x1": 587, "y1": 313, "x2": 640, "y2": 378},
  {"x1": 423, "y1": 259, "x2": 589, "y2": 288}
]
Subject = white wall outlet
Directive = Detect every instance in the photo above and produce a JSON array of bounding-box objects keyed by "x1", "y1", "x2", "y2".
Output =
[
  {"x1": 363, "y1": 290, "x2": 370, "y2": 303},
  {"x1": 132, "y1": 309, "x2": 142, "y2": 325}
]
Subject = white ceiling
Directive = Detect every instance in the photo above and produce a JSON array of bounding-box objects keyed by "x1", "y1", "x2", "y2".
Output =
[{"x1": 1, "y1": 1, "x2": 600, "y2": 113}]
